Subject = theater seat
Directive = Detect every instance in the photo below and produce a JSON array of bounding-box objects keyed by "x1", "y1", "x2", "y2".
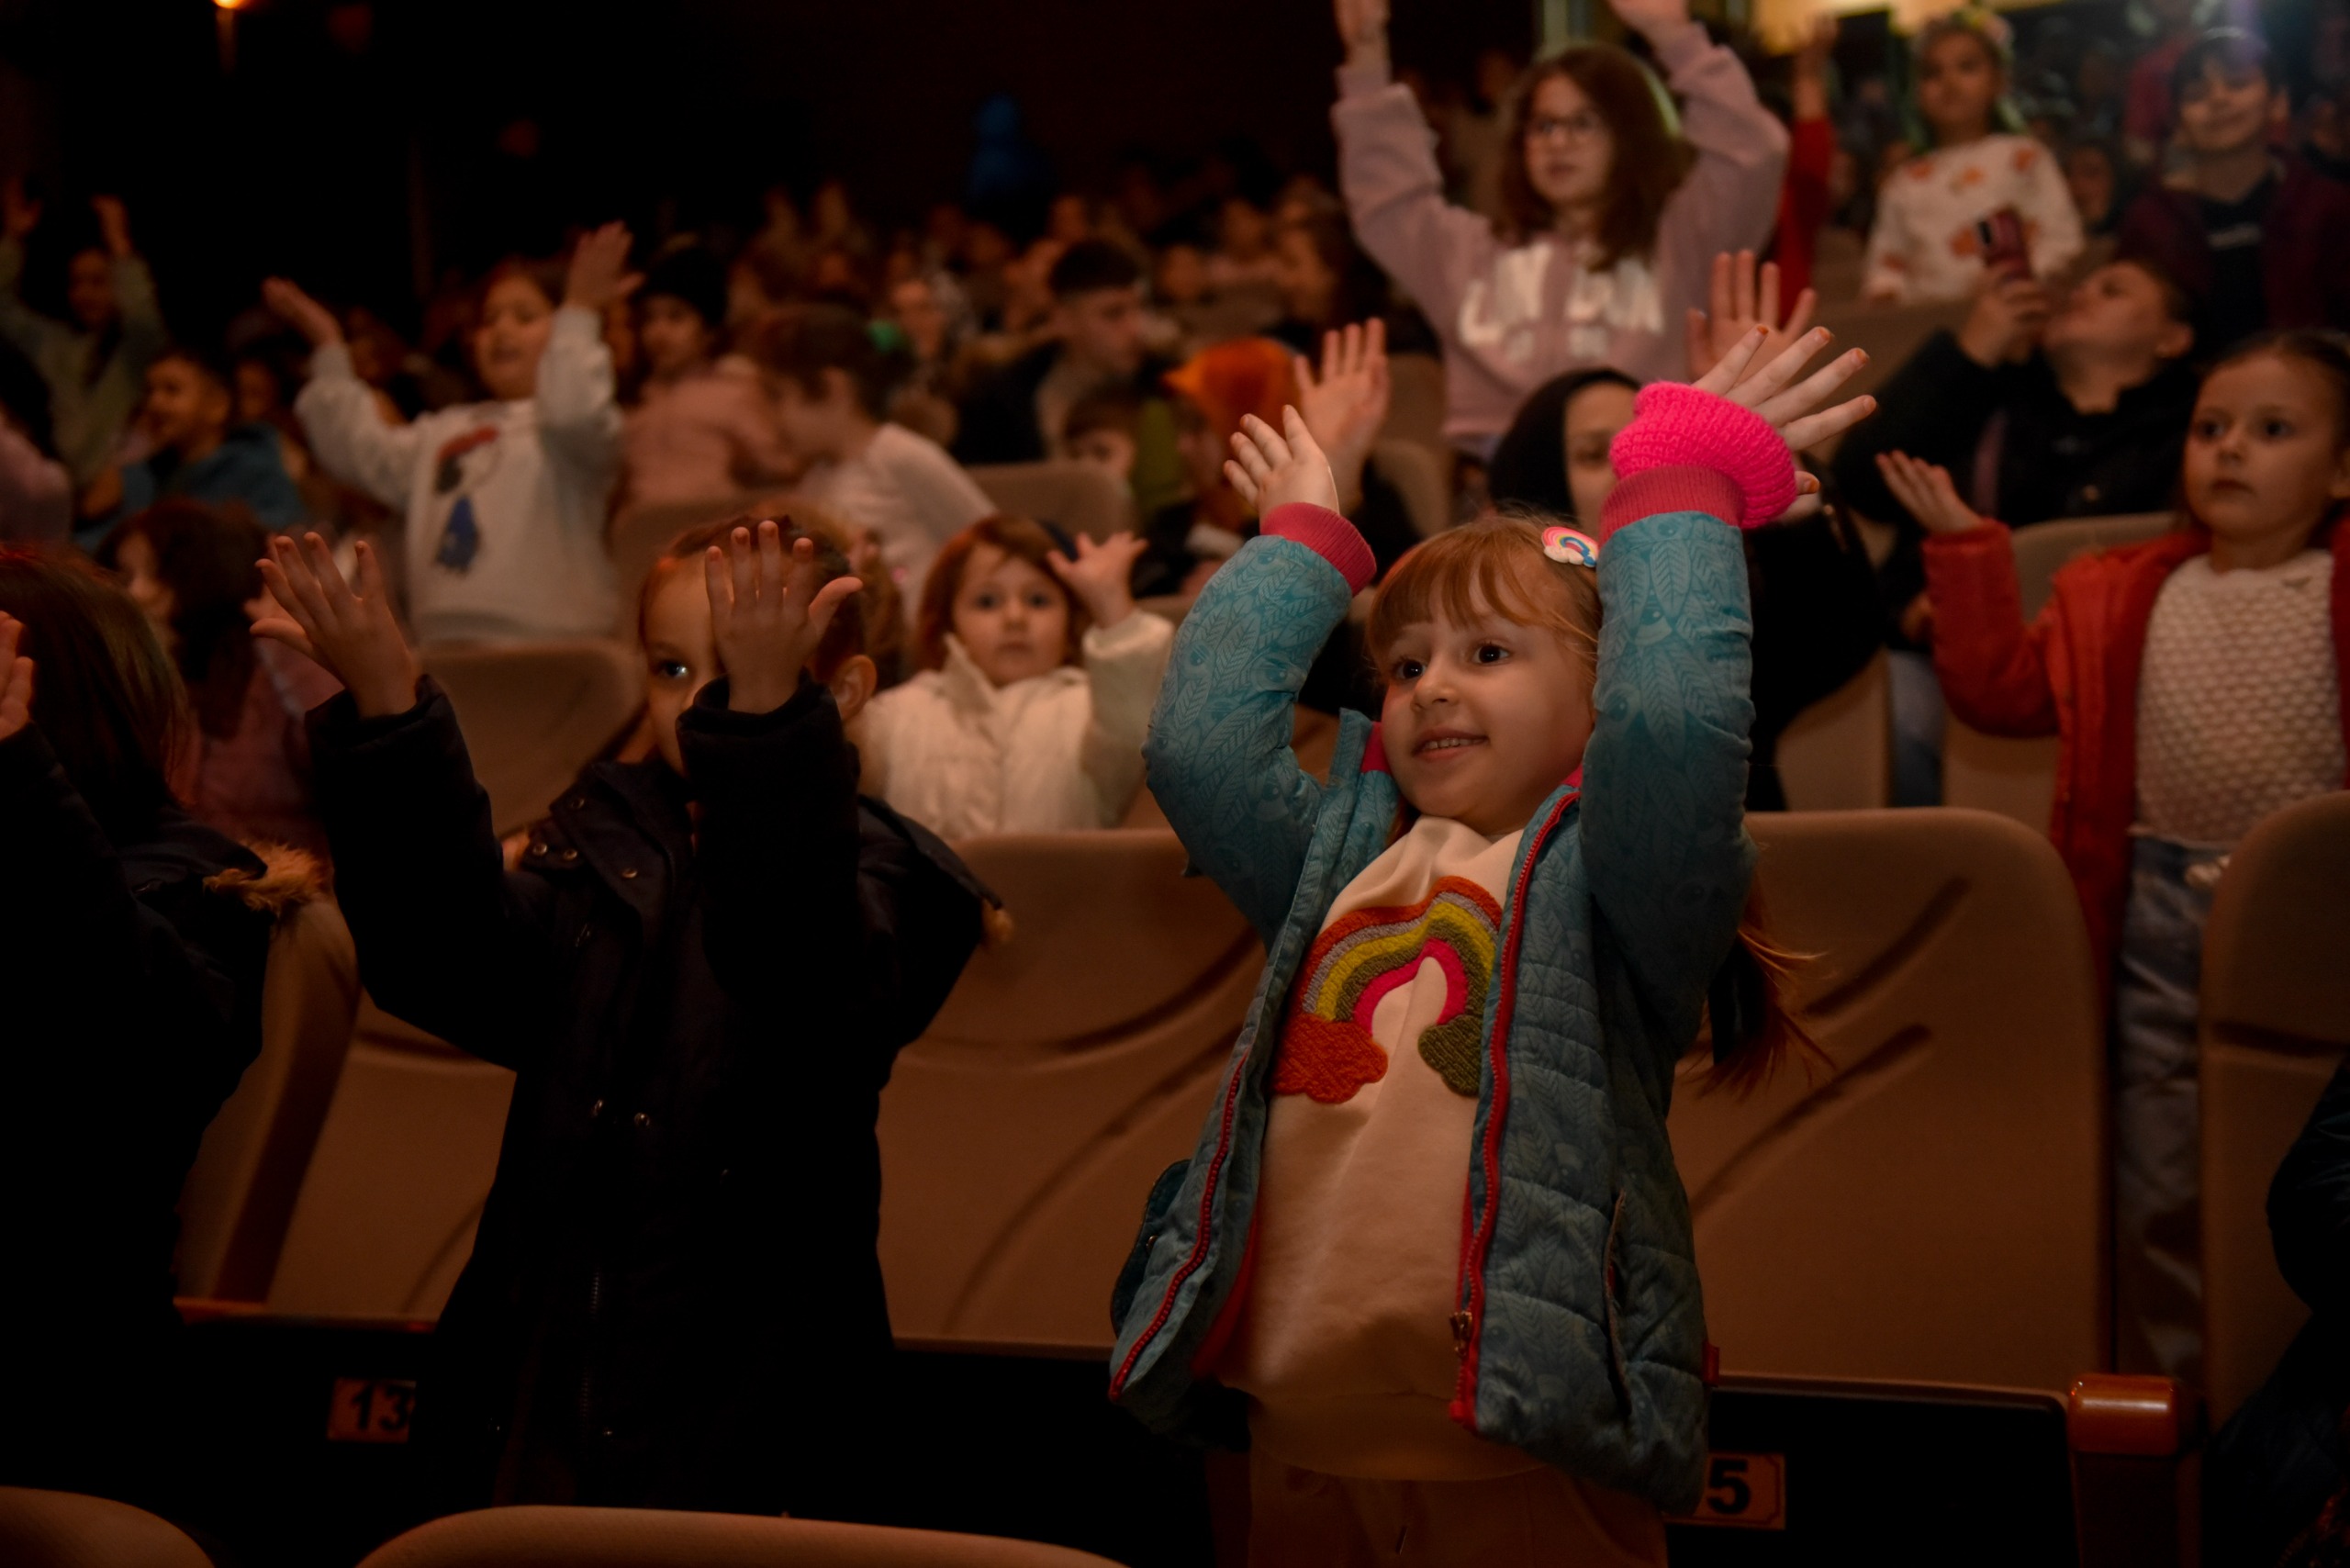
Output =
[
  {"x1": 1774, "y1": 650, "x2": 1891, "y2": 811},
  {"x1": 354, "y1": 1507, "x2": 1120, "y2": 1568},
  {"x1": 176, "y1": 893, "x2": 363, "y2": 1302},
  {"x1": 877, "y1": 831, "x2": 1259, "y2": 1350},
  {"x1": 2201, "y1": 790, "x2": 2350, "y2": 1426},
  {"x1": 967, "y1": 462, "x2": 1136, "y2": 544},
  {"x1": 1671, "y1": 809, "x2": 2106, "y2": 1392},
  {"x1": 1378, "y1": 353, "x2": 1447, "y2": 468},
  {"x1": 608, "y1": 496, "x2": 755, "y2": 623},
  {"x1": 1807, "y1": 298, "x2": 1972, "y2": 458},
  {"x1": 420, "y1": 641, "x2": 645, "y2": 838},
  {"x1": 0, "y1": 1488, "x2": 213, "y2": 1568},
  {"x1": 263, "y1": 997, "x2": 513, "y2": 1320},
  {"x1": 1943, "y1": 513, "x2": 2174, "y2": 828}
]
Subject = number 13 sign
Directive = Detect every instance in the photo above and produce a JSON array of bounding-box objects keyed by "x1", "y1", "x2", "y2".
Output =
[{"x1": 1673, "y1": 1451, "x2": 1787, "y2": 1530}]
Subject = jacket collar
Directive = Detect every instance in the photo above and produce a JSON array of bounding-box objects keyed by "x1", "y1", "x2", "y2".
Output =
[
  {"x1": 938, "y1": 634, "x2": 1081, "y2": 716},
  {"x1": 118, "y1": 803, "x2": 262, "y2": 898}
]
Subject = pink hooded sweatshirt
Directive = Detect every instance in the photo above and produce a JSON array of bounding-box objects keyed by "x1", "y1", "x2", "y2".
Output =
[{"x1": 1335, "y1": 24, "x2": 1788, "y2": 455}]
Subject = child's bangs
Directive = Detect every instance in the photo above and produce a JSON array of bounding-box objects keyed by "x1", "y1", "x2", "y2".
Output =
[{"x1": 1366, "y1": 520, "x2": 1591, "y2": 668}]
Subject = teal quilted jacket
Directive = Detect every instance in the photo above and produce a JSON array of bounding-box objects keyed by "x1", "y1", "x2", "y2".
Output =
[{"x1": 1106, "y1": 502, "x2": 1758, "y2": 1512}]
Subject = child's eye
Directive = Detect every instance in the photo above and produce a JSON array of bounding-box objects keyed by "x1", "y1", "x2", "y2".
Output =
[
  {"x1": 654, "y1": 659, "x2": 689, "y2": 682},
  {"x1": 2260, "y1": 418, "x2": 2294, "y2": 439},
  {"x1": 1392, "y1": 658, "x2": 1425, "y2": 682},
  {"x1": 2191, "y1": 417, "x2": 2225, "y2": 440},
  {"x1": 1026, "y1": 591, "x2": 1058, "y2": 610},
  {"x1": 1474, "y1": 643, "x2": 1508, "y2": 665},
  {"x1": 971, "y1": 591, "x2": 1002, "y2": 610}
]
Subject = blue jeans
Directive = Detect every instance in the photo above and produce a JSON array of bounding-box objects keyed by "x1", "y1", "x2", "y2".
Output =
[
  {"x1": 1887, "y1": 650, "x2": 1945, "y2": 808},
  {"x1": 2111, "y1": 834, "x2": 2225, "y2": 1381}
]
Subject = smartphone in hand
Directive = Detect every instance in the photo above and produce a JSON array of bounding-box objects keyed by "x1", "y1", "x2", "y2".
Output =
[{"x1": 1974, "y1": 207, "x2": 2031, "y2": 280}]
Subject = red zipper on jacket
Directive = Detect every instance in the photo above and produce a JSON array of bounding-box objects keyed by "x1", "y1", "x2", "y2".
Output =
[
  {"x1": 1449, "y1": 786, "x2": 1578, "y2": 1429},
  {"x1": 1110, "y1": 1044, "x2": 1251, "y2": 1398}
]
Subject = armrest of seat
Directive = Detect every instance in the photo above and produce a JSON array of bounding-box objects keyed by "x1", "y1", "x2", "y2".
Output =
[{"x1": 2069, "y1": 1373, "x2": 2203, "y2": 1568}]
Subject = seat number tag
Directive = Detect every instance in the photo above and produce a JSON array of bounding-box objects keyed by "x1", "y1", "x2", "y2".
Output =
[
  {"x1": 1673, "y1": 1451, "x2": 1786, "y2": 1529},
  {"x1": 327, "y1": 1377, "x2": 416, "y2": 1444}
]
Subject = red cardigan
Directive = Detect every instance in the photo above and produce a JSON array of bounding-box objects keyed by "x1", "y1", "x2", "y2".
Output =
[{"x1": 1923, "y1": 521, "x2": 2350, "y2": 986}]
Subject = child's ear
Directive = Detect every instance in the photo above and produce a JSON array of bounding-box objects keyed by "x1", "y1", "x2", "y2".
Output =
[{"x1": 825, "y1": 654, "x2": 878, "y2": 724}]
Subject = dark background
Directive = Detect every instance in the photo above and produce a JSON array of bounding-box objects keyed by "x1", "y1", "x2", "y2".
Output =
[{"x1": 0, "y1": 0, "x2": 1536, "y2": 339}]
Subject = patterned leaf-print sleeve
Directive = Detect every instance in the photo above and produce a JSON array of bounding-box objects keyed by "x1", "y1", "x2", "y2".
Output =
[
  {"x1": 1142, "y1": 517, "x2": 1363, "y2": 945},
  {"x1": 1579, "y1": 510, "x2": 1758, "y2": 1049}
]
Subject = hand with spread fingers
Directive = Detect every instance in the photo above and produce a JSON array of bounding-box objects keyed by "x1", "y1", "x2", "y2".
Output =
[
  {"x1": 0, "y1": 612, "x2": 35, "y2": 745},
  {"x1": 1048, "y1": 532, "x2": 1150, "y2": 629},
  {"x1": 1685, "y1": 249, "x2": 1818, "y2": 384},
  {"x1": 263, "y1": 277, "x2": 345, "y2": 349},
  {"x1": 253, "y1": 532, "x2": 420, "y2": 718},
  {"x1": 1875, "y1": 451, "x2": 1984, "y2": 536},
  {"x1": 1294, "y1": 319, "x2": 1391, "y2": 513},
  {"x1": 704, "y1": 520, "x2": 863, "y2": 715},
  {"x1": 1225, "y1": 407, "x2": 1344, "y2": 519},
  {"x1": 1695, "y1": 321, "x2": 1874, "y2": 455},
  {"x1": 565, "y1": 222, "x2": 643, "y2": 316}
]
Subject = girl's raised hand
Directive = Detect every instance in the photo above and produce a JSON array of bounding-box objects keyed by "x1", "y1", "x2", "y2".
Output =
[
  {"x1": 1333, "y1": 0, "x2": 1390, "y2": 66},
  {"x1": 565, "y1": 222, "x2": 643, "y2": 315},
  {"x1": 253, "y1": 533, "x2": 420, "y2": 718},
  {"x1": 1047, "y1": 531, "x2": 1149, "y2": 628},
  {"x1": 1695, "y1": 323, "x2": 1874, "y2": 455},
  {"x1": 1225, "y1": 407, "x2": 1343, "y2": 520},
  {"x1": 0, "y1": 611, "x2": 35, "y2": 745},
  {"x1": 1295, "y1": 319, "x2": 1391, "y2": 510},
  {"x1": 704, "y1": 521, "x2": 861, "y2": 715},
  {"x1": 1685, "y1": 250, "x2": 1818, "y2": 383},
  {"x1": 263, "y1": 278, "x2": 345, "y2": 349},
  {"x1": 1875, "y1": 451, "x2": 1983, "y2": 536}
]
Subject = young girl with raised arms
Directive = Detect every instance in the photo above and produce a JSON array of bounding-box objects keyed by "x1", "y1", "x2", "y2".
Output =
[
  {"x1": 856, "y1": 515, "x2": 1170, "y2": 839},
  {"x1": 265, "y1": 225, "x2": 638, "y2": 647},
  {"x1": 1882, "y1": 330, "x2": 2350, "y2": 1387},
  {"x1": 250, "y1": 513, "x2": 992, "y2": 1518},
  {"x1": 1331, "y1": 0, "x2": 1789, "y2": 454},
  {"x1": 1108, "y1": 327, "x2": 1873, "y2": 1562},
  {"x1": 1862, "y1": 10, "x2": 2086, "y2": 305}
]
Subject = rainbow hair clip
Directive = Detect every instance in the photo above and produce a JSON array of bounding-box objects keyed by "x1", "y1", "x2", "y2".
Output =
[{"x1": 1541, "y1": 525, "x2": 1599, "y2": 568}]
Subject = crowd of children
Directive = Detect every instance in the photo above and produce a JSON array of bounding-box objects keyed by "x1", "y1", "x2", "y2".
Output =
[{"x1": 1, "y1": 0, "x2": 2348, "y2": 1561}]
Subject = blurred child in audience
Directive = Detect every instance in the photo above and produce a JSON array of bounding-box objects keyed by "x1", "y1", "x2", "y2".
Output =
[
  {"x1": 621, "y1": 244, "x2": 795, "y2": 510},
  {"x1": 1863, "y1": 10, "x2": 2085, "y2": 304},
  {"x1": 880, "y1": 271, "x2": 970, "y2": 446},
  {"x1": 1265, "y1": 205, "x2": 1437, "y2": 360},
  {"x1": 83, "y1": 347, "x2": 307, "y2": 547},
  {"x1": 1111, "y1": 327, "x2": 1871, "y2": 1563},
  {"x1": 0, "y1": 185, "x2": 167, "y2": 497},
  {"x1": 100, "y1": 499, "x2": 340, "y2": 860},
  {"x1": 268, "y1": 225, "x2": 636, "y2": 646},
  {"x1": 2123, "y1": 0, "x2": 2207, "y2": 166},
  {"x1": 2116, "y1": 30, "x2": 2350, "y2": 356},
  {"x1": 0, "y1": 552, "x2": 322, "y2": 1510},
  {"x1": 2063, "y1": 139, "x2": 2131, "y2": 236},
  {"x1": 252, "y1": 515, "x2": 990, "y2": 1518},
  {"x1": 755, "y1": 302, "x2": 993, "y2": 601},
  {"x1": 1331, "y1": 0, "x2": 1788, "y2": 454},
  {"x1": 0, "y1": 338, "x2": 70, "y2": 543},
  {"x1": 857, "y1": 513, "x2": 1170, "y2": 838},
  {"x1": 1887, "y1": 328, "x2": 2350, "y2": 1383}
]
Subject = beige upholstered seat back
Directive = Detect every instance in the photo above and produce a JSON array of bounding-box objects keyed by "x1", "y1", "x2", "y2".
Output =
[
  {"x1": 354, "y1": 1506, "x2": 1122, "y2": 1567},
  {"x1": 265, "y1": 998, "x2": 513, "y2": 1320},
  {"x1": 2201, "y1": 791, "x2": 2350, "y2": 1424},
  {"x1": 1378, "y1": 353, "x2": 1448, "y2": 466},
  {"x1": 420, "y1": 641, "x2": 645, "y2": 837},
  {"x1": 967, "y1": 461, "x2": 1137, "y2": 543},
  {"x1": 1942, "y1": 512, "x2": 2174, "y2": 828},
  {"x1": 0, "y1": 1487, "x2": 215, "y2": 1568},
  {"x1": 1775, "y1": 651, "x2": 1891, "y2": 811},
  {"x1": 176, "y1": 894, "x2": 362, "y2": 1301},
  {"x1": 607, "y1": 496, "x2": 755, "y2": 625},
  {"x1": 1672, "y1": 809, "x2": 2107, "y2": 1391},
  {"x1": 1807, "y1": 299, "x2": 1971, "y2": 458},
  {"x1": 1370, "y1": 439, "x2": 1451, "y2": 540},
  {"x1": 878, "y1": 831, "x2": 1259, "y2": 1351}
]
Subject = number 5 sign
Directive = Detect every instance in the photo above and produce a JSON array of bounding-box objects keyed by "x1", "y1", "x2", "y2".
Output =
[{"x1": 1673, "y1": 1451, "x2": 1787, "y2": 1530}]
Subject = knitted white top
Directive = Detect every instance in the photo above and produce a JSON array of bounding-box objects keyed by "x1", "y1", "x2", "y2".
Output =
[{"x1": 2135, "y1": 549, "x2": 2343, "y2": 847}]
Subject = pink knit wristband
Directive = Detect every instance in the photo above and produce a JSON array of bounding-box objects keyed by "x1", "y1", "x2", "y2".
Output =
[
  {"x1": 1606, "y1": 383, "x2": 1796, "y2": 532},
  {"x1": 1263, "y1": 503, "x2": 1376, "y2": 595}
]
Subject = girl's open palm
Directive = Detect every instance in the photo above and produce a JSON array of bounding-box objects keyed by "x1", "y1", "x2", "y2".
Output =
[
  {"x1": 0, "y1": 612, "x2": 35, "y2": 745},
  {"x1": 1048, "y1": 532, "x2": 1148, "y2": 626},
  {"x1": 1295, "y1": 319, "x2": 1390, "y2": 506},
  {"x1": 1333, "y1": 0, "x2": 1389, "y2": 62},
  {"x1": 706, "y1": 521, "x2": 861, "y2": 715},
  {"x1": 1695, "y1": 323, "x2": 1874, "y2": 455},
  {"x1": 1225, "y1": 408, "x2": 1342, "y2": 519},
  {"x1": 263, "y1": 278, "x2": 344, "y2": 349},
  {"x1": 254, "y1": 533, "x2": 420, "y2": 718},
  {"x1": 1875, "y1": 452, "x2": 1983, "y2": 535},
  {"x1": 565, "y1": 222, "x2": 643, "y2": 315},
  {"x1": 1686, "y1": 251, "x2": 1818, "y2": 383}
]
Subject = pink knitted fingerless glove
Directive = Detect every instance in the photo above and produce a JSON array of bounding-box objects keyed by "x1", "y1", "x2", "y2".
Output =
[{"x1": 1605, "y1": 383, "x2": 1797, "y2": 533}]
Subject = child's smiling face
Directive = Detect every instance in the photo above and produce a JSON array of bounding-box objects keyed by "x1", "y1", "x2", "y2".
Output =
[{"x1": 1379, "y1": 597, "x2": 1595, "y2": 839}]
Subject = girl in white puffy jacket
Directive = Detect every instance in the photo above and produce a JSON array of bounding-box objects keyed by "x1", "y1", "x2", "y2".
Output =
[{"x1": 856, "y1": 515, "x2": 1172, "y2": 840}]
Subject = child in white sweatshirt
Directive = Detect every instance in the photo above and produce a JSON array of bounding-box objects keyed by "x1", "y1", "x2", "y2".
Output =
[
  {"x1": 266, "y1": 225, "x2": 635, "y2": 646},
  {"x1": 856, "y1": 514, "x2": 1172, "y2": 840}
]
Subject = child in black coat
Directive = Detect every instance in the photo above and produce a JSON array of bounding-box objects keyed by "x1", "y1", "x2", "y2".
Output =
[{"x1": 255, "y1": 518, "x2": 993, "y2": 1518}]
